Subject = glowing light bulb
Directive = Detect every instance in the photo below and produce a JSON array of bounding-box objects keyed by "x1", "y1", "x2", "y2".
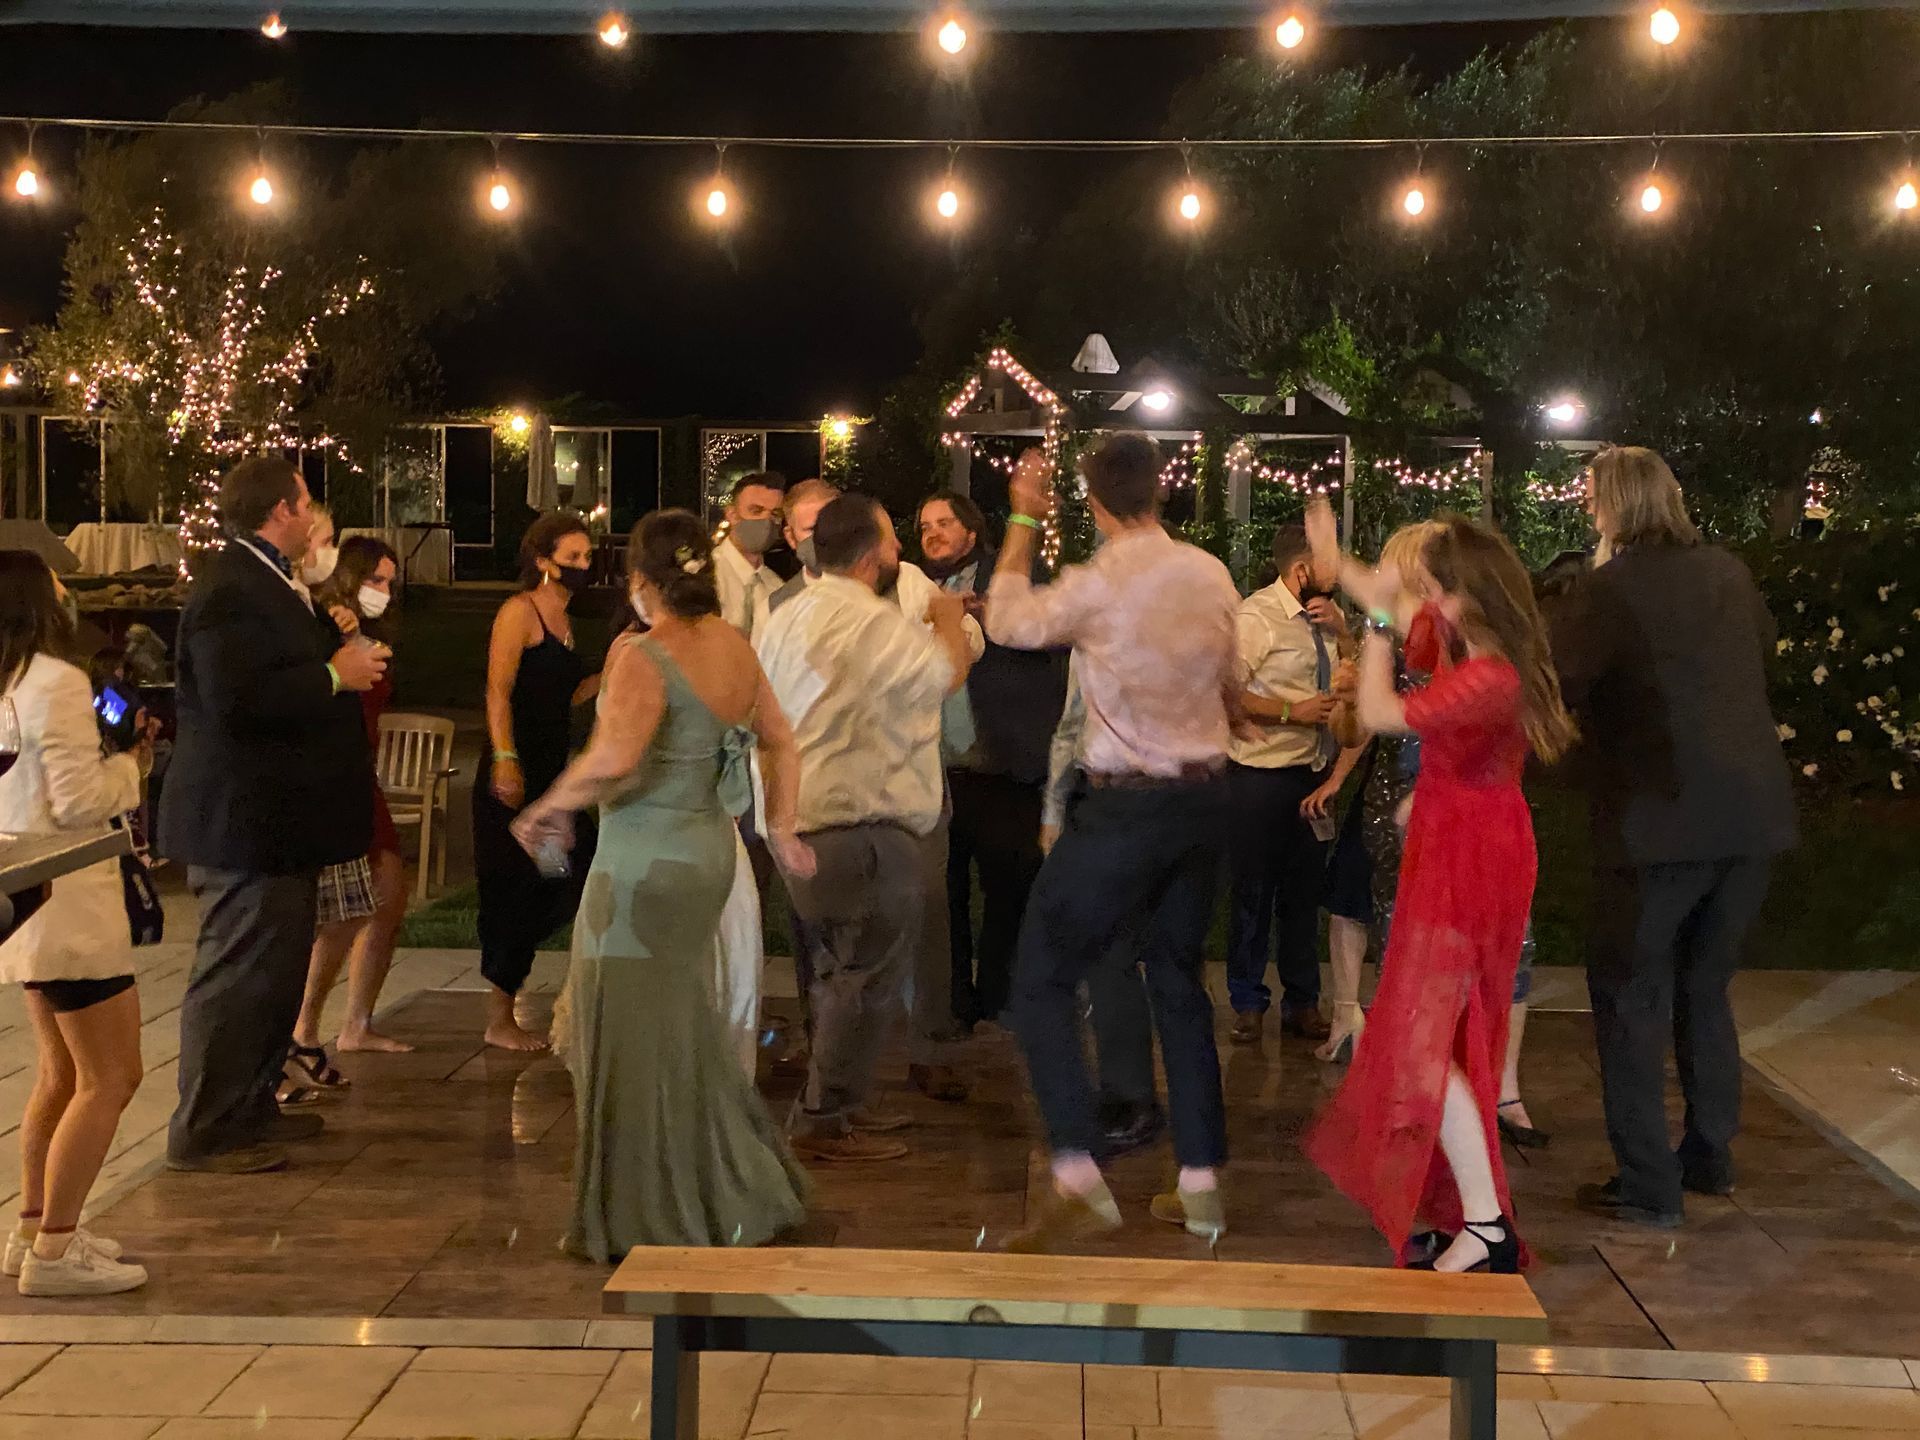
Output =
[
  {"x1": 1545, "y1": 400, "x2": 1582, "y2": 426},
  {"x1": 0, "y1": 368, "x2": 18, "y2": 389},
  {"x1": 12, "y1": 165, "x2": 38, "y2": 198},
  {"x1": 828, "y1": 418, "x2": 852, "y2": 440},
  {"x1": 1402, "y1": 184, "x2": 1427, "y2": 217},
  {"x1": 1142, "y1": 390, "x2": 1173, "y2": 412},
  {"x1": 260, "y1": 12, "x2": 287, "y2": 39},
  {"x1": 1896, "y1": 180, "x2": 1918, "y2": 212},
  {"x1": 1640, "y1": 181, "x2": 1664, "y2": 213},
  {"x1": 599, "y1": 15, "x2": 628, "y2": 47},
  {"x1": 509, "y1": 413, "x2": 530, "y2": 435},
  {"x1": 249, "y1": 173, "x2": 274, "y2": 206},
  {"x1": 936, "y1": 186, "x2": 961, "y2": 219},
  {"x1": 64, "y1": 371, "x2": 80, "y2": 385},
  {"x1": 1275, "y1": 14, "x2": 1306, "y2": 50},
  {"x1": 706, "y1": 185, "x2": 730, "y2": 218},
  {"x1": 1650, "y1": 7, "x2": 1680, "y2": 45},
  {"x1": 937, "y1": 18, "x2": 968, "y2": 55},
  {"x1": 1178, "y1": 189, "x2": 1203, "y2": 222},
  {"x1": 488, "y1": 179, "x2": 513, "y2": 213}
]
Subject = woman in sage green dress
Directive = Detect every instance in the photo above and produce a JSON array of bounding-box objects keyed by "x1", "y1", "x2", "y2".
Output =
[{"x1": 513, "y1": 509, "x2": 815, "y2": 1259}]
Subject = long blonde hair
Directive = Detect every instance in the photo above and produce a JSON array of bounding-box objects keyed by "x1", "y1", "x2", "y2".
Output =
[
  {"x1": 1420, "y1": 517, "x2": 1578, "y2": 764},
  {"x1": 1379, "y1": 520, "x2": 1446, "y2": 602},
  {"x1": 1587, "y1": 445, "x2": 1699, "y2": 552}
]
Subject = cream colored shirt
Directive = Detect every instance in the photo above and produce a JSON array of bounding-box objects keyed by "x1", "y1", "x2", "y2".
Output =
[
  {"x1": 714, "y1": 537, "x2": 781, "y2": 641},
  {"x1": 756, "y1": 574, "x2": 957, "y2": 836},
  {"x1": 1230, "y1": 580, "x2": 1329, "y2": 769}
]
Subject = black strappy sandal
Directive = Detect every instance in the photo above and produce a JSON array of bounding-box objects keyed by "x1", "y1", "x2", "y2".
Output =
[
  {"x1": 287, "y1": 1043, "x2": 351, "y2": 1091},
  {"x1": 1497, "y1": 1099, "x2": 1550, "y2": 1150},
  {"x1": 1408, "y1": 1216, "x2": 1521, "y2": 1275}
]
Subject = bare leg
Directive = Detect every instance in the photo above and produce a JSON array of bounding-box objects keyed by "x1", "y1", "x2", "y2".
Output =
[
  {"x1": 1316, "y1": 917, "x2": 1369, "y2": 1062},
  {"x1": 1498, "y1": 1001, "x2": 1536, "y2": 1131},
  {"x1": 293, "y1": 919, "x2": 364, "y2": 1050},
  {"x1": 337, "y1": 850, "x2": 414, "y2": 1053},
  {"x1": 485, "y1": 985, "x2": 548, "y2": 1052},
  {"x1": 35, "y1": 987, "x2": 143, "y2": 1256},
  {"x1": 19, "y1": 994, "x2": 77, "y2": 1223},
  {"x1": 1434, "y1": 1064, "x2": 1501, "y2": 1273}
]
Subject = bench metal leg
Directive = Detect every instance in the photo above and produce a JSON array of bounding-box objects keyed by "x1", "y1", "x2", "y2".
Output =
[
  {"x1": 1449, "y1": 1340, "x2": 1497, "y2": 1440},
  {"x1": 650, "y1": 1316, "x2": 699, "y2": 1440}
]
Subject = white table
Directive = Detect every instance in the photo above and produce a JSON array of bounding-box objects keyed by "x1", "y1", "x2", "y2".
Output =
[
  {"x1": 343, "y1": 526, "x2": 453, "y2": 586},
  {"x1": 64, "y1": 523, "x2": 183, "y2": 575}
]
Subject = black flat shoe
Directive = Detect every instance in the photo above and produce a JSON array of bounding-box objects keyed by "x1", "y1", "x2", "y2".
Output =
[
  {"x1": 1497, "y1": 1100, "x2": 1549, "y2": 1150},
  {"x1": 1577, "y1": 1177, "x2": 1684, "y2": 1228},
  {"x1": 1407, "y1": 1216, "x2": 1521, "y2": 1274}
]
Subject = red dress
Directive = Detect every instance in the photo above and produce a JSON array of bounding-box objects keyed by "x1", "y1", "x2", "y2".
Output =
[
  {"x1": 1303, "y1": 652, "x2": 1536, "y2": 1266},
  {"x1": 362, "y1": 668, "x2": 400, "y2": 858}
]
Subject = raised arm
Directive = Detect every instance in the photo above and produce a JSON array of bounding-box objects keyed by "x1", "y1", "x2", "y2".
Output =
[{"x1": 986, "y1": 448, "x2": 1099, "y2": 650}]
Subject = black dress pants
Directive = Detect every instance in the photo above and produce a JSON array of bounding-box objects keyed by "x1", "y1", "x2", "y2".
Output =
[
  {"x1": 1587, "y1": 857, "x2": 1773, "y2": 1213},
  {"x1": 1224, "y1": 761, "x2": 1330, "y2": 1017},
  {"x1": 946, "y1": 768, "x2": 1045, "y2": 1029},
  {"x1": 1010, "y1": 774, "x2": 1228, "y2": 1168}
]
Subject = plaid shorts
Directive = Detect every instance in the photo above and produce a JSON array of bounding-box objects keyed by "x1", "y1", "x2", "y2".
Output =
[{"x1": 316, "y1": 856, "x2": 376, "y2": 926}]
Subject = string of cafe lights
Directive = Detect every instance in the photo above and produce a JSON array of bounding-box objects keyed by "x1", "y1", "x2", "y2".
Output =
[{"x1": 5, "y1": 8, "x2": 1918, "y2": 224}]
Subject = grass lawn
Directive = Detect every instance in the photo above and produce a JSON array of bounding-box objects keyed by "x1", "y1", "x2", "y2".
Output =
[{"x1": 398, "y1": 781, "x2": 1920, "y2": 970}]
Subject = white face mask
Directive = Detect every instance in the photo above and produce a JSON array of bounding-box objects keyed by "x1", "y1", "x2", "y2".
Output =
[
  {"x1": 629, "y1": 584, "x2": 652, "y2": 626},
  {"x1": 300, "y1": 544, "x2": 339, "y2": 586},
  {"x1": 356, "y1": 583, "x2": 391, "y2": 619}
]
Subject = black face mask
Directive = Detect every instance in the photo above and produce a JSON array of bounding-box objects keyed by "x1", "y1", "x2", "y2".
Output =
[{"x1": 552, "y1": 562, "x2": 593, "y2": 595}]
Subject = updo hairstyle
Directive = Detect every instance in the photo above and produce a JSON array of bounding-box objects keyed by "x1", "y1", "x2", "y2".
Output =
[{"x1": 629, "y1": 509, "x2": 721, "y2": 620}]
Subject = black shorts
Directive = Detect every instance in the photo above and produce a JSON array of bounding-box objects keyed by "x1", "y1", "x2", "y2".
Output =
[{"x1": 24, "y1": 975, "x2": 136, "y2": 1013}]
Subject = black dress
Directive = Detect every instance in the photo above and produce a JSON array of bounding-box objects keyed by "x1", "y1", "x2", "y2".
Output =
[{"x1": 472, "y1": 604, "x2": 597, "y2": 996}]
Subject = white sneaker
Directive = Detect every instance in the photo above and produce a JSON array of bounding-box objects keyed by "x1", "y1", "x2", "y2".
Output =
[
  {"x1": 3, "y1": 1225, "x2": 122, "y2": 1277},
  {"x1": 17, "y1": 1234, "x2": 147, "y2": 1297}
]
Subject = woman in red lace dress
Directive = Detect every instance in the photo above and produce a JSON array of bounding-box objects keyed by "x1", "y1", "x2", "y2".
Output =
[{"x1": 1303, "y1": 505, "x2": 1575, "y2": 1274}]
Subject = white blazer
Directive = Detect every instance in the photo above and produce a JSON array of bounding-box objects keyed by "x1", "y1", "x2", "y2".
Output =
[{"x1": 0, "y1": 654, "x2": 143, "y2": 984}]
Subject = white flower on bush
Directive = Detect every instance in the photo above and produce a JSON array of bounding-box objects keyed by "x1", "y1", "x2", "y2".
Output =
[
  {"x1": 1797, "y1": 601, "x2": 1808, "y2": 614},
  {"x1": 1812, "y1": 664, "x2": 1829, "y2": 685},
  {"x1": 1865, "y1": 655, "x2": 1880, "y2": 669},
  {"x1": 1837, "y1": 729, "x2": 1854, "y2": 743},
  {"x1": 1883, "y1": 653, "x2": 1895, "y2": 665},
  {"x1": 1881, "y1": 585, "x2": 1895, "y2": 602},
  {"x1": 1803, "y1": 762, "x2": 1820, "y2": 778},
  {"x1": 1869, "y1": 696, "x2": 1886, "y2": 711},
  {"x1": 1827, "y1": 615, "x2": 1839, "y2": 628},
  {"x1": 1896, "y1": 646, "x2": 1907, "y2": 658},
  {"x1": 1895, "y1": 772, "x2": 1907, "y2": 792},
  {"x1": 1829, "y1": 628, "x2": 1846, "y2": 649},
  {"x1": 1777, "y1": 638, "x2": 1792, "y2": 654},
  {"x1": 1778, "y1": 723, "x2": 1796, "y2": 741}
]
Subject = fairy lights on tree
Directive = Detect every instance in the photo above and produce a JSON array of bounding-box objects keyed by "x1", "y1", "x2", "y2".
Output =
[{"x1": 39, "y1": 208, "x2": 374, "y2": 569}]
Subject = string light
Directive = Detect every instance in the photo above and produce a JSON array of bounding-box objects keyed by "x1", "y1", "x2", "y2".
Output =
[
  {"x1": 260, "y1": 13, "x2": 287, "y2": 40},
  {"x1": 249, "y1": 171, "x2": 274, "y2": 206},
  {"x1": 483, "y1": 138, "x2": 514, "y2": 216},
  {"x1": 936, "y1": 15, "x2": 969, "y2": 56},
  {"x1": 700, "y1": 144, "x2": 736, "y2": 224},
  {"x1": 936, "y1": 185, "x2": 961, "y2": 219},
  {"x1": 11, "y1": 163, "x2": 37, "y2": 199},
  {"x1": 1178, "y1": 187, "x2": 1203, "y2": 222},
  {"x1": 598, "y1": 13, "x2": 630, "y2": 47},
  {"x1": 509, "y1": 412, "x2": 530, "y2": 435},
  {"x1": 1896, "y1": 179, "x2": 1918, "y2": 212},
  {"x1": 1402, "y1": 182, "x2": 1428, "y2": 217},
  {"x1": 705, "y1": 181, "x2": 731, "y2": 218},
  {"x1": 1274, "y1": 12, "x2": 1307, "y2": 50},
  {"x1": 1141, "y1": 389, "x2": 1174, "y2": 413},
  {"x1": 1640, "y1": 179, "x2": 1664, "y2": 213},
  {"x1": 0, "y1": 367, "x2": 19, "y2": 389},
  {"x1": 943, "y1": 347, "x2": 1067, "y2": 567},
  {"x1": 1650, "y1": 6, "x2": 1681, "y2": 46}
]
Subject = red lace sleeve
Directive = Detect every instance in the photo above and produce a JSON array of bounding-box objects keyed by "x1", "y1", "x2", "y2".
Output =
[{"x1": 1402, "y1": 657, "x2": 1521, "y2": 736}]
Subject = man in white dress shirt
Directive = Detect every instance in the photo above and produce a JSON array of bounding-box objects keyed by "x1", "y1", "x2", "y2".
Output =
[
  {"x1": 757, "y1": 495, "x2": 975, "y2": 1162},
  {"x1": 712, "y1": 472, "x2": 786, "y2": 642}
]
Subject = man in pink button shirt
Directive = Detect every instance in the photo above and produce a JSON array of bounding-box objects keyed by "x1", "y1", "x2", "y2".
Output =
[{"x1": 985, "y1": 432, "x2": 1242, "y2": 1253}]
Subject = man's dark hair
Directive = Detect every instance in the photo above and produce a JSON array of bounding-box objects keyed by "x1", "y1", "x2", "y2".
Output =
[
  {"x1": 217, "y1": 454, "x2": 301, "y2": 535},
  {"x1": 812, "y1": 494, "x2": 885, "y2": 573},
  {"x1": 1080, "y1": 432, "x2": 1162, "y2": 520},
  {"x1": 1270, "y1": 524, "x2": 1311, "y2": 573},
  {"x1": 729, "y1": 471, "x2": 787, "y2": 503},
  {"x1": 919, "y1": 489, "x2": 987, "y2": 547}
]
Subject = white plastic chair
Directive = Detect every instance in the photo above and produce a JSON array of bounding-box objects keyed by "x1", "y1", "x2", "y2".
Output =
[{"x1": 376, "y1": 711, "x2": 458, "y2": 901}]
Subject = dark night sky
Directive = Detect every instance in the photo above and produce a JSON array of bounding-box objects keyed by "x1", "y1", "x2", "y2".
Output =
[{"x1": 0, "y1": 19, "x2": 1543, "y2": 419}]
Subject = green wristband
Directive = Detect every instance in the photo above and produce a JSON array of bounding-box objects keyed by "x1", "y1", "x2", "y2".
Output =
[
  {"x1": 325, "y1": 663, "x2": 341, "y2": 695},
  {"x1": 1368, "y1": 607, "x2": 1394, "y2": 628},
  {"x1": 1008, "y1": 514, "x2": 1042, "y2": 531},
  {"x1": 493, "y1": 750, "x2": 519, "y2": 763}
]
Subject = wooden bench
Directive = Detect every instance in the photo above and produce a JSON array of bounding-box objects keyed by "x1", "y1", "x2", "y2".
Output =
[{"x1": 605, "y1": 1247, "x2": 1548, "y2": 1440}]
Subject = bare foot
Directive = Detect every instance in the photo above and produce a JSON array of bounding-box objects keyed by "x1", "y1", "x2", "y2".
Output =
[
  {"x1": 484, "y1": 1020, "x2": 550, "y2": 1053},
  {"x1": 336, "y1": 1027, "x2": 415, "y2": 1054}
]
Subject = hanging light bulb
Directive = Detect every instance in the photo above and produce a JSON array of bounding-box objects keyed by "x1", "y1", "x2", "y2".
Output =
[
  {"x1": 1179, "y1": 188, "x2": 1203, "y2": 222},
  {"x1": 1649, "y1": 7, "x2": 1680, "y2": 46},
  {"x1": 705, "y1": 180, "x2": 732, "y2": 219},
  {"x1": 598, "y1": 13, "x2": 629, "y2": 47},
  {"x1": 1274, "y1": 13, "x2": 1307, "y2": 50},
  {"x1": 936, "y1": 186, "x2": 961, "y2": 220},
  {"x1": 249, "y1": 171, "x2": 274, "y2": 206},
  {"x1": 11, "y1": 164, "x2": 38, "y2": 199},
  {"x1": 1639, "y1": 180, "x2": 1665, "y2": 214},
  {"x1": 1896, "y1": 179, "x2": 1918, "y2": 213},
  {"x1": 487, "y1": 176, "x2": 514, "y2": 213},
  {"x1": 936, "y1": 16, "x2": 969, "y2": 55},
  {"x1": 260, "y1": 12, "x2": 287, "y2": 39},
  {"x1": 509, "y1": 412, "x2": 530, "y2": 435},
  {"x1": 1402, "y1": 183, "x2": 1428, "y2": 217}
]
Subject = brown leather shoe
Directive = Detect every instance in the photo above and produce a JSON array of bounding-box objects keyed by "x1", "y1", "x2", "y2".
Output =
[
  {"x1": 909, "y1": 1063, "x2": 970, "y2": 1103},
  {"x1": 1004, "y1": 1182, "x2": 1123, "y2": 1254},
  {"x1": 791, "y1": 1130, "x2": 909, "y2": 1163},
  {"x1": 1280, "y1": 1007, "x2": 1332, "y2": 1043},
  {"x1": 1229, "y1": 1010, "x2": 1264, "y2": 1045},
  {"x1": 1149, "y1": 1184, "x2": 1227, "y2": 1242}
]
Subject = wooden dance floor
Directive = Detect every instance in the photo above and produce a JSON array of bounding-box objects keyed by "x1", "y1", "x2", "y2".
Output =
[{"x1": 7, "y1": 988, "x2": 1920, "y2": 1357}]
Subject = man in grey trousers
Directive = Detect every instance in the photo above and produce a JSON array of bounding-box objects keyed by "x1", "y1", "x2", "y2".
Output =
[
  {"x1": 157, "y1": 456, "x2": 384, "y2": 1173},
  {"x1": 756, "y1": 494, "x2": 975, "y2": 1163}
]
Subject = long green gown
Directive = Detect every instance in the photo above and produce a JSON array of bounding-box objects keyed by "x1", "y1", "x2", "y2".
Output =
[{"x1": 562, "y1": 634, "x2": 808, "y2": 1260}]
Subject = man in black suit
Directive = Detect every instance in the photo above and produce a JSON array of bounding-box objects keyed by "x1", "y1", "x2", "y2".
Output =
[
  {"x1": 159, "y1": 455, "x2": 386, "y2": 1173},
  {"x1": 916, "y1": 491, "x2": 1069, "y2": 1037},
  {"x1": 1551, "y1": 446, "x2": 1796, "y2": 1227}
]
